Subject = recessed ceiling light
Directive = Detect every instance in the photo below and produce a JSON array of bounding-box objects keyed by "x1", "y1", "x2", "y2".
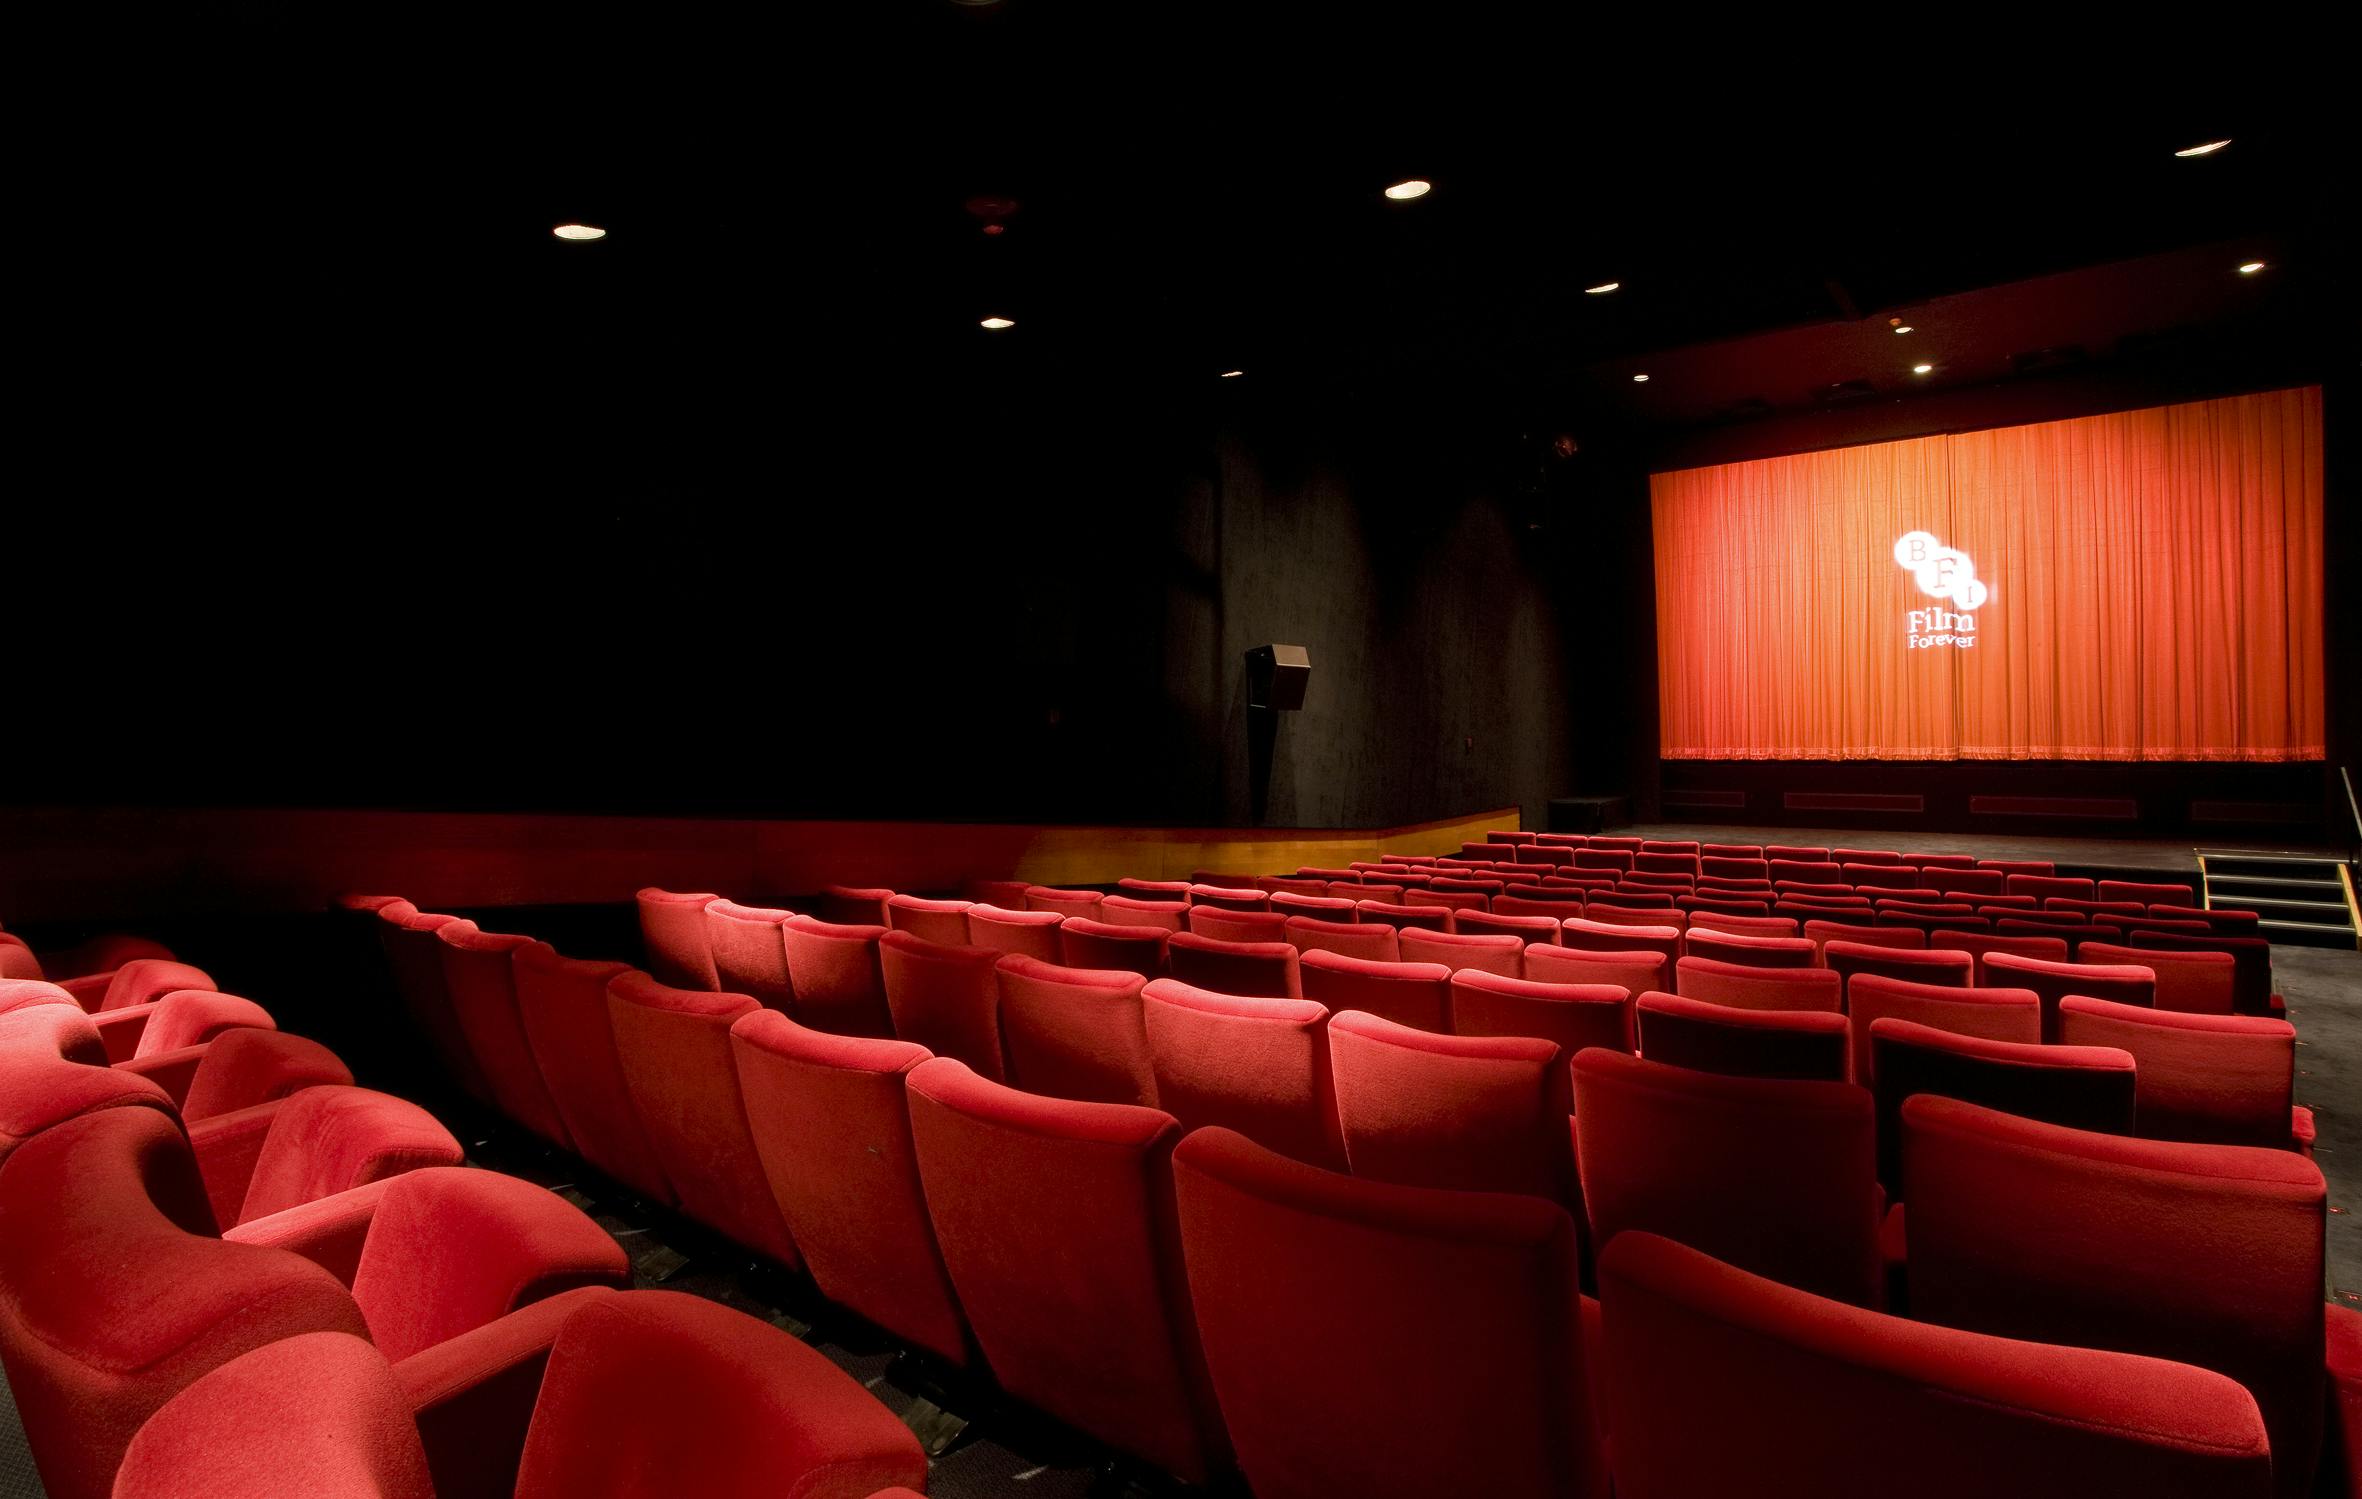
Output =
[
  {"x1": 1893, "y1": 324, "x2": 1914, "y2": 334},
  {"x1": 552, "y1": 224, "x2": 606, "y2": 241},
  {"x1": 1220, "y1": 370, "x2": 1245, "y2": 378},
  {"x1": 1584, "y1": 281, "x2": 1621, "y2": 295},
  {"x1": 2174, "y1": 139, "x2": 2232, "y2": 157},
  {"x1": 1383, "y1": 179, "x2": 1432, "y2": 201},
  {"x1": 979, "y1": 316, "x2": 1015, "y2": 330},
  {"x1": 1912, "y1": 363, "x2": 1933, "y2": 375},
  {"x1": 1632, "y1": 373, "x2": 1650, "y2": 383},
  {"x1": 2237, "y1": 260, "x2": 2266, "y2": 274}
]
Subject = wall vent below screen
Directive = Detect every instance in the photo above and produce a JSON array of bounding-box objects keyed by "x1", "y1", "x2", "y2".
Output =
[
  {"x1": 1783, "y1": 791, "x2": 1924, "y2": 813},
  {"x1": 1967, "y1": 795, "x2": 2138, "y2": 820},
  {"x1": 1664, "y1": 789, "x2": 1749, "y2": 810}
]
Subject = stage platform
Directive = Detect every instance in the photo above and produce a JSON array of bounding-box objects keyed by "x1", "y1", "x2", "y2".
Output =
[{"x1": 1620, "y1": 820, "x2": 2342, "y2": 877}]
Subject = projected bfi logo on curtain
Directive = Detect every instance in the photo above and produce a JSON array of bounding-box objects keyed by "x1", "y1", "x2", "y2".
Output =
[
  {"x1": 1893, "y1": 532, "x2": 1986, "y2": 650},
  {"x1": 1649, "y1": 386, "x2": 2323, "y2": 761}
]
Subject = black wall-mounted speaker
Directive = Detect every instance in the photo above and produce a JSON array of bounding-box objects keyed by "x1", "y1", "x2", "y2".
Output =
[{"x1": 1246, "y1": 644, "x2": 1311, "y2": 711}]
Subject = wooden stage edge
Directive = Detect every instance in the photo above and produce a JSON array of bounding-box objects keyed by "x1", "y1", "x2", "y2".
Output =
[{"x1": 0, "y1": 805, "x2": 1524, "y2": 924}]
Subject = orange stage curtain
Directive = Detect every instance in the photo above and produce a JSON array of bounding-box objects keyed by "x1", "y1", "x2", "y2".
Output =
[{"x1": 1652, "y1": 386, "x2": 2323, "y2": 761}]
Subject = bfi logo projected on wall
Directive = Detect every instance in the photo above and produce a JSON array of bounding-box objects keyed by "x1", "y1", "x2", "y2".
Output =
[{"x1": 1893, "y1": 531, "x2": 1988, "y2": 649}]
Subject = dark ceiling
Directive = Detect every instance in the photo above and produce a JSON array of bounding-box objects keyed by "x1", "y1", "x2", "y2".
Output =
[{"x1": 90, "y1": 8, "x2": 2353, "y2": 491}]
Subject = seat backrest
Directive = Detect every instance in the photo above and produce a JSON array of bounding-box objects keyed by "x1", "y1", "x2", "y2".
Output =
[
  {"x1": 1270, "y1": 892, "x2": 1358, "y2": 920},
  {"x1": 1635, "y1": 993, "x2": 1851, "y2": 1083},
  {"x1": 2079, "y1": 941, "x2": 2234, "y2": 1016},
  {"x1": 1099, "y1": 895, "x2": 1193, "y2": 932},
  {"x1": 375, "y1": 907, "x2": 491, "y2": 1102},
  {"x1": 874, "y1": 931, "x2": 1006, "y2": 1080},
  {"x1": 1298, "y1": 952, "x2": 1451, "y2": 1033},
  {"x1": 1801, "y1": 921, "x2": 1924, "y2": 956},
  {"x1": 1140, "y1": 978, "x2": 1342, "y2": 1169},
  {"x1": 95, "y1": 959, "x2": 219, "y2": 1013},
  {"x1": 993, "y1": 954, "x2": 1156, "y2": 1107},
  {"x1": 1844, "y1": 974, "x2": 2039, "y2": 1085},
  {"x1": 1933, "y1": 928, "x2": 2071, "y2": 983},
  {"x1": 2006, "y1": 874, "x2": 2095, "y2": 902},
  {"x1": 1396, "y1": 928, "x2": 1523, "y2": 976},
  {"x1": 1981, "y1": 951, "x2": 2156, "y2": 1042},
  {"x1": 1560, "y1": 917, "x2": 1681, "y2": 965},
  {"x1": 437, "y1": 924, "x2": 571, "y2": 1147},
  {"x1": 604, "y1": 972, "x2": 799, "y2": 1266},
  {"x1": 1166, "y1": 931, "x2": 1303, "y2": 1000},
  {"x1": 1867, "y1": 1017, "x2": 2135, "y2": 1192},
  {"x1": 237, "y1": 1086, "x2": 465, "y2": 1227},
  {"x1": 1023, "y1": 886, "x2": 1104, "y2": 919},
  {"x1": 961, "y1": 903, "x2": 1065, "y2": 963},
  {"x1": 2128, "y1": 930, "x2": 2275, "y2": 1015},
  {"x1": 1924, "y1": 866, "x2": 2005, "y2": 897},
  {"x1": 1596, "y1": 1230, "x2": 2273, "y2": 1499},
  {"x1": 701, "y1": 899, "x2": 796, "y2": 1012},
  {"x1": 0, "y1": 1108, "x2": 367, "y2": 1499},
  {"x1": 819, "y1": 884, "x2": 896, "y2": 926},
  {"x1": 131, "y1": 989, "x2": 276, "y2": 1059},
  {"x1": 905, "y1": 1058, "x2": 1225, "y2": 1483},
  {"x1": 1670, "y1": 955, "x2": 1841, "y2": 1012},
  {"x1": 775, "y1": 915, "x2": 894, "y2": 1037},
  {"x1": 1187, "y1": 905, "x2": 1292, "y2": 943},
  {"x1": 1683, "y1": 929, "x2": 1819, "y2": 969},
  {"x1": 1328, "y1": 1011, "x2": 1570, "y2": 1206},
  {"x1": 2057, "y1": 998, "x2": 2297, "y2": 1148},
  {"x1": 180, "y1": 1028, "x2": 352, "y2": 1124},
  {"x1": 0, "y1": 938, "x2": 41, "y2": 982},
  {"x1": 1171, "y1": 1126, "x2": 1603, "y2": 1499},
  {"x1": 1822, "y1": 941, "x2": 1973, "y2": 1003},
  {"x1": 971, "y1": 878, "x2": 1037, "y2": 908},
  {"x1": 113, "y1": 1332, "x2": 434, "y2": 1499},
  {"x1": 514, "y1": 1290, "x2": 929, "y2": 1499},
  {"x1": 1453, "y1": 911, "x2": 1560, "y2": 946},
  {"x1": 511, "y1": 942, "x2": 672, "y2": 1204},
  {"x1": 728, "y1": 1011, "x2": 969, "y2": 1365},
  {"x1": 0, "y1": 1007, "x2": 176, "y2": 1174},
  {"x1": 1901, "y1": 1095, "x2": 2324, "y2": 1496},
  {"x1": 634, "y1": 888, "x2": 720, "y2": 989},
  {"x1": 1189, "y1": 885, "x2": 1273, "y2": 914},
  {"x1": 1448, "y1": 970, "x2": 1633, "y2": 1055},
  {"x1": 348, "y1": 1167, "x2": 629, "y2": 1363},
  {"x1": 1522, "y1": 945, "x2": 1667, "y2": 995},
  {"x1": 0, "y1": 978, "x2": 76, "y2": 1018},
  {"x1": 884, "y1": 895, "x2": 976, "y2": 947},
  {"x1": 1057, "y1": 917, "x2": 1169, "y2": 980},
  {"x1": 1283, "y1": 915, "x2": 1400, "y2": 962},
  {"x1": 1363, "y1": 899, "x2": 1452, "y2": 931}
]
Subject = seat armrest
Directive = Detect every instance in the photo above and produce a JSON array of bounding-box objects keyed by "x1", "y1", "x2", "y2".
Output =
[
  {"x1": 187, "y1": 1096, "x2": 293, "y2": 1229},
  {"x1": 116, "y1": 1043, "x2": 205, "y2": 1106},
  {"x1": 2327, "y1": 1306, "x2": 2362, "y2": 1499},
  {"x1": 395, "y1": 1285, "x2": 619, "y2": 1499},
  {"x1": 223, "y1": 1175, "x2": 397, "y2": 1285},
  {"x1": 2293, "y1": 1105, "x2": 2317, "y2": 1157},
  {"x1": 92, "y1": 1003, "x2": 155, "y2": 1063}
]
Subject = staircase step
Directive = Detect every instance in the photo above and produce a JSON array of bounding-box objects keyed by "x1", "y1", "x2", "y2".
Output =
[
  {"x1": 2258, "y1": 917, "x2": 2360, "y2": 950},
  {"x1": 2206, "y1": 872, "x2": 2343, "y2": 892},
  {"x1": 2202, "y1": 852, "x2": 2351, "y2": 882},
  {"x1": 2222, "y1": 895, "x2": 2354, "y2": 921}
]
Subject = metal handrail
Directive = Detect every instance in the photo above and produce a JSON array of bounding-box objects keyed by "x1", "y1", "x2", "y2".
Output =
[{"x1": 2344, "y1": 764, "x2": 2361, "y2": 863}]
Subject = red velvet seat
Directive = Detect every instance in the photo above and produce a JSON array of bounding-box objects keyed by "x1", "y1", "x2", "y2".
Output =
[
  {"x1": 1575, "y1": 1049, "x2": 1880, "y2": 1303},
  {"x1": 0, "y1": 1004, "x2": 177, "y2": 1172},
  {"x1": 875, "y1": 931, "x2": 1005, "y2": 1080},
  {"x1": 1188, "y1": 884, "x2": 1271, "y2": 914},
  {"x1": 1981, "y1": 950, "x2": 2156, "y2": 1042},
  {"x1": 1300, "y1": 951, "x2": 1450, "y2": 1032},
  {"x1": 2130, "y1": 929, "x2": 2278, "y2": 1016},
  {"x1": 1923, "y1": 866, "x2": 2005, "y2": 897},
  {"x1": 1596, "y1": 1230, "x2": 2273, "y2": 1499},
  {"x1": 1844, "y1": 863, "x2": 1923, "y2": 890},
  {"x1": 633, "y1": 888, "x2": 719, "y2": 990},
  {"x1": 0, "y1": 976, "x2": 72, "y2": 1017},
  {"x1": 820, "y1": 884, "x2": 897, "y2": 926},
  {"x1": 1672, "y1": 955, "x2": 1842, "y2": 1013},
  {"x1": 1822, "y1": 940, "x2": 1973, "y2": 1002},
  {"x1": 510, "y1": 943, "x2": 672, "y2": 1204},
  {"x1": 1901, "y1": 1096, "x2": 2338, "y2": 1498},
  {"x1": 1022, "y1": 885, "x2": 1103, "y2": 920},
  {"x1": 1057, "y1": 916, "x2": 1169, "y2": 978},
  {"x1": 1397, "y1": 927, "x2": 1523, "y2": 976},
  {"x1": 604, "y1": 972, "x2": 800, "y2": 1265},
  {"x1": 2080, "y1": 939, "x2": 2234, "y2": 1015},
  {"x1": 119, "y1": 1292, "x2": 931, "y2": 1499},
  {"x1": 438, "y1": 926, "x2": 571, "y2": 1148},
  {"x1": 962, "y1": 902, "x2": 1064, "y2": 961},
  {"x1": 1366, "y1": 899, "x2": 1452, "y2": 931},
  {"x1": 2006, "y1": 873, "x2": 2095, "y2": 902},
  {"x1": 1329, "y1": 1012, "x2": 1572, "y2": 1207},
  {"x1": 775, "y1": 915, "x2": 895, "y2": 1037},
  {"x1": 1450, "y1": 970, "x2": 1633, "y2": 1055},
  {"x1": 1120, "y1": 877, "x2": 1196, "y2": 899},
  {"x1": 1802, "y1": 920, "x2": 1923, "y2": 956},
  {"x1": 1186, "y1": 905, "x2": 1292, "y2": 943},
  {"x1": 2058, "y1": 997, "x2": 2311, "y2": 1150},
  {"x1": 966, "y1": 878, "x2": 1035, "y2": 911},
  {"x1": 701, "y1": 899, "x2": 796, "y2": 1013},
  {"x1": 1932, "y1": 928, "x2": 2071, "y2": 983},
  {"x1": 993, "y1": 954, "x2": 1157, "y2": 1106},
  {"x1": 1560, "y1": 916, "x2": 1680, "y2": 966},
  {"x1": 377, "y1": 908, "x2": 493, "y2": 1104},
  {"x1": 1844, "y1": 974, "x2": 2039, "y2": 1085},
  {"x1": 1523, "y1": 945, "x2": 1666, "y2": 995},
  {"x1": 1686, "y1": 911, "x2": 1797, "y2": 937},
  {"x1": 1868, "y1": 1017, "x2": 2134, "y2": 1192},
  {"x1": 1269, "y1": 891, "x2": 1358, "y2": 920},
  {"x1": 173, "y1": 1027, "x2": 352, "y2": 1123},
  {"x1": 729, "y1": 1010, "x2": 970, "y2": 1365},
  {"x1": 1581, "y1": 897, "x2": 1683, "y2": 926},
  {"x1": 1171, "y1": 1126, "x2": 1604, "y2": 1499},
  {"x1": 905, "y1": 1058, "x2": 1226, "y2": 1483},
  {"x1": 1416, "y1": 888, "x2": 1491, "y2": 915},
  {"x1": 1141, "y1": 978, "x2": 1342, "y2": 1169},
  {"x1": 1634, "y1": 993, "x2": 1852, "y2": 1083},
  {"x1": 1166, "y1": 930, "x2": 1303, "y2": 999},
  {"x1": 1904, "y1": 852, "x2": 1978, "y2": 869},
  {"x1": 1100, "y1": 894, "x2": 1193, "y2": 931},
  {"x1": 1489, "y1": 891, "x2": 1588, "y2": 919},
  {"x1": 1283, "y1": 914, "x2": 1399, "y2": 962},
  {"x1": 62, "y1": 956, "x2": 215, "y2": 1016},
  {"x1": 100, "y1": 988, "x2": 276, "y2": 1074},
  {"x1": 196, "y1": 1084, "x2": 464, "y2": 1234},
  {"x1": 883, "y1": 894, "x2": 974, "y2": 947},
  {"x1": 1683, "y1": 928, "x2": 1818, "y2": 969}
]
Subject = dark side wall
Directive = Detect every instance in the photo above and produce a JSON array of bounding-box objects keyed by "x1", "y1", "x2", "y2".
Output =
[{"x1": 13, "y1": 359, "x2": 1581, "y2": 831}]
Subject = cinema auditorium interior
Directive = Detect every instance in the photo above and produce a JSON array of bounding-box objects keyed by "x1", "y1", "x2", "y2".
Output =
[{"x1": 4, "y1": 17, "x2": 2357, "y2": 1499}]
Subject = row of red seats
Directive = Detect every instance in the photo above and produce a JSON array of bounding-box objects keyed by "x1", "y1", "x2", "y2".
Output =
[
  {"x1": 415, "y1": 884, "x2": 2355, "y2": 1497},
  {"x1": 0, "y1": 940, "x2": 932, "y2": 1499}
]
